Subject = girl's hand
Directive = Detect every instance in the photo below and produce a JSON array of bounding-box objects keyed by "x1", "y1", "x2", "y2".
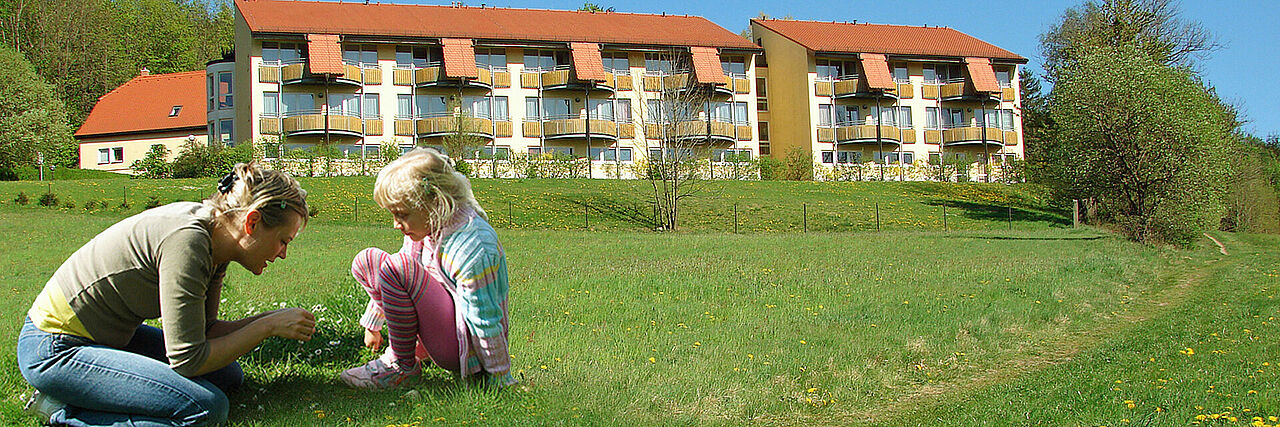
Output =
[
  {"x1": 263, "y1": 308, "x2": 315, "y2": 341},
  {"x1": 364, "y1": 328, "x2": 384, "y2": 351}
]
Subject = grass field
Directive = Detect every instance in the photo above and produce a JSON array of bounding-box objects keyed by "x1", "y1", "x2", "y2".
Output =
[
  {"x1": 0, "y1": 177, "x2": 1065, "y2": 233},
  {"x1": 2, "y1": 178, "x2": 1274, "y2": 426}
]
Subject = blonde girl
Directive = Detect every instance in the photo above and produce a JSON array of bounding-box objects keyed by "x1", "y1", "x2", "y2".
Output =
[{"x1": 340, "y1": 148, "x2": 514, "y2": 389}]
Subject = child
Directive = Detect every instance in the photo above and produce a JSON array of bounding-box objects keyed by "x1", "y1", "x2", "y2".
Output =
[{"x1": 340, "y1": 149, "x2": 515, "y2": 389}]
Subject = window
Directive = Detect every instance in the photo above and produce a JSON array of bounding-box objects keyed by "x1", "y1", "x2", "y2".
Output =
[
  {"x1": 525, "y1": 97, "x2": 569, "y2": 120},
  {"x1": 820, "y1": 150, "x2": 834, "y2": 164},
  {"x1": 878, "y1": 105, "x2": 895, "y2": 126},
  {"x1": 819, "y1": 104, "x2": 833, "y2": 127},
  {"x1": 756, "y1": 77, "x2": 768, "y2": 111},
  {"x1": 602, "y1": 53, "x2": 629, "y2": 74},
  {"x1": 734, "y1": 102, "x2": 749, "y2": 125},
  {"x1": 476, "y1": 146, "x2": 511, "y2": 160},
  {"x1": 328, "y1": 93, "x2": 359, "y2": 116},
  {"x1": 343, "y1": 44, "x2": 378, "y2": 66},
  {"x1": 416, "y1": 95, "x2": 447, "y2": 117},
  {"x1": 588, "y1": 98, "x2": 614, "y2": 121},
  {"x1": 528, "y1": 146, "x2": 573, "y2": 156},
  {"x1": 525, "y1": 97, "x2": 541, "y2": 121},
  {"x1": 217, "y1": 72, "x2": 232, "y2": 109},
  {"x1": 816, "y1": 59, "x2": 856, "y2": 80},
  {"x1": 169, "y1": 105, "x2": 182, "y2": 117},
  {"x1": 97, "y1": 147, "x2": 125, "y2": 164},
  {"x1": 644, "y1": 53, "x2": 675, "y2": 75},
  {"x1": 207, "y1": 75, "x2": 214, "y2": 111},
  {"x1": 934, "y1": 64, "x2": 964, "y2": 83},
  {"x1": 362, "y1": 93, "x2": 380, "y2": 118},
  {"x1": 982, "y1": 108, "x2": 998, "y2": 128},
  {"x1": 943, "y1": 108, "x2": 965, "y2": 128},
  {"x1": 261, "y1": 42, "x2": 303, "y2": 65},
  {"x1": 397, "y1": 94, "x2": 413, "y2": 119},
  {"x1": 1002, "y1": 109, "x2": 1014, "y2": 130},
  {"x1": 262, "y1": 92, "x2": 279, "y2": 117},
  {"x1": 395, "y1": 46, "x2": 439, "y2": 68},
  {"x1": 755, "y1": 53, "x2": 767, "y2": 68},
  {"x1": 926, "y1": 107, "x2": 940, "y2": 129},
  {"x1": 282, "y1": 93, "x2": 314, "y2": 115},
  {"x1": 758, "y1": 121, "x2": 769, "y2": 141},
  {"x1": 721, "y1": 56, "x2": 746, "y2": 76},
  {"x1": 995, "y1": 69, "x2": 1012, "y2": 88},
  {"x1": 897, "y1": 106, "x2": 913, "y2": 128},
  {"x1": 712, "y1": 149, "x2": 751, "y2": 162},
  {"x1": 615, "y1": 99, "x2": 632, "y2": 123},
  {"x1": 893, "y1": 64, "x2": 909, "y2": 83},
  {"x1": 218, "y1": 119, "x2": 233, "y2": 144},
  {"x1": 929, "y1": 152, "x2": 942, "y2": 165},
  {"x1": 590, "y1": 147, "x2": 633, "y2": 162},
  {"x1": 462, "y1": 96, "x2": 510, "y2": 121},
  {"x1": 523, "y1": 50, "x2": 566, "y2": 71},
  {"x1": 645, "y1": 99, "x2": 666, "y2": 122},
  {"x1": 492, "y1": 96, "x2": 509, "y2": 121},
  {"x1": 475, "y1": 48, "x2": 507, "y2": 70},
  {"x1": 835, "y1": 151, "x2": 860, "y2": 164}
]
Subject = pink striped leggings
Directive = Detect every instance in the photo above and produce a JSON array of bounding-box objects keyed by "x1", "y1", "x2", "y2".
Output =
[{"x1": 351, "y1": 247, "x2": 461, "y2": 372}]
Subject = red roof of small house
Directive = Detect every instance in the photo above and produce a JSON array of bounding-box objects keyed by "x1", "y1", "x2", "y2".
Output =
[
  {"x1": 76, "y1": 71, "x2": 207, "y2": 138},
  {"x1": 236, "y1": 0, "x2": 758, "y2": 50},
  {"x1": 752, "y1": 19, "x2": 1025, "y2": 62}
]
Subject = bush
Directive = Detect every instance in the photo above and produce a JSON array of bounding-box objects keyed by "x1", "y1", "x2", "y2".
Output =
[
  {"x1": 131, "y1": 144, "x2": 172, "y2": 179},
  {"x1": 145, "y1": 196, "x2": 162, "y2": 209},
  {"x1": 14, "y1": 191, "x2": 28, "y2": 205},
  {"x1": 62, "y1": 199, "x2": 75, "y2": 209},
  {"x1": 757, "y1": 156, "x2": 782, "y2": 180},
  {"x1": 780, "y1": 147, "x2": 814, "y2": 181},
  {"x1": 38, "y1": 192, "x2": 58, "y2": 206},
  {"x1": 308, "y1": 204, "x2": 320, "y2": 218},
  {"x1": 173, "y1": 141, "x2": 258, "y2": 178},
  {"x1": 454, "y1": 158, "x2": 473, "y2": 176},
  {"x1": 83, "y1": 200, "x2": 97, "y2": 210}
]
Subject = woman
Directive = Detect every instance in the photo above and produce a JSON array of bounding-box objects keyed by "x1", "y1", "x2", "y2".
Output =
[{"x1": 17, "y1": 163, "x2": 314, "y2": 426}]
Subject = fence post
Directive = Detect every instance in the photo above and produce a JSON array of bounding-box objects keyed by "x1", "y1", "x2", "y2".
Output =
[
  {"x1": 803, "y1": 203, "x2": 808, "y2": 233},
  {"x1": 354, "y1": 196, "x2": 358, "y2": 223},
  {"x1": 1073, "y1": 199, "x2": 1079, "y2": 229},
  {"x1": 123, "y1": 187, "x2": 128, "y2": 207},
  {"x1": 508, "y1": 200, "x2": 513, "y2": 225},
  {"x1": 875, "y1": 202, "x2": 880, "y2": 232},
  {"x1": 584, "y1": 203, "x2": 589, "y2": 229},
  {"x1": 942, "y1": 203, "x2": 948, "y2": 232},
  {"x1": 1008, "y1": 206, "x2": 1012, "y2": 230},
  {"x1": 733, "y1": 203, "x2": 738, "y2": 234}
]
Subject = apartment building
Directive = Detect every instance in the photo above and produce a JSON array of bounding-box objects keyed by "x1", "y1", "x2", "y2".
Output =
[
  {"x1": 76, "y1": 70, "x2": 209, "y2": 173},
  {"x1": 231, "y1": 0, "x2": 761, "y2": 176},
  {"x1": 750, "y1": 19, "x2": 1027, "y2": 180}
]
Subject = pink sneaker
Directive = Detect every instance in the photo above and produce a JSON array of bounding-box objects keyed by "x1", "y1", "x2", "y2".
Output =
[{"x1": 338, "y1": 358, "x2": 420, "y2": 389}]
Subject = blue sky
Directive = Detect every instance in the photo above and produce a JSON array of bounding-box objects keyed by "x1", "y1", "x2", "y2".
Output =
[{"x1": 404, "y1": 0, "x2": 1279, "y2": 137}]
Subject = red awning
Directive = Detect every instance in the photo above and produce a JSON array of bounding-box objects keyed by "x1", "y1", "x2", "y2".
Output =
[
  {"x1": 964, "y1": 57, "x2": 1000, "y2": 93},
  {"x1": 570, "y1": 42, "x2": 609, "y2": 82},
  {"x1": 859, "y1": 53, "x2": 894, "y2": 91},
  {"x1": 441, "y1": 38, "x2": 479, "y2": 79},
  {"x1": 689, "y1": 46, "x2": 726, "y2": 85},
  {"x1": 305, "y1": 34, "x2": 344, "y2": 75}
]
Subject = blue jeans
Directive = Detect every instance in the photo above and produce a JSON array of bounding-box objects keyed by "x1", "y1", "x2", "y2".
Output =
[{"x1": 17, "y1": 317, "x2": 242, "y2": 426}]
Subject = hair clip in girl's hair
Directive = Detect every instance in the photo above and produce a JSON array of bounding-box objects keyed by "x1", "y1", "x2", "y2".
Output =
[
  {"x1": 279, "y1": 199, "x2": 288, "y2": 210},
  {"x1": 217, "y1": 172, "x2": 238, "y2": 194}
]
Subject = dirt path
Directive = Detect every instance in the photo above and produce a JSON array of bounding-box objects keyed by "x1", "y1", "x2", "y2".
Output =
[{"x1": 849, "y1": 234, "x2": 1237, "y2": 424}]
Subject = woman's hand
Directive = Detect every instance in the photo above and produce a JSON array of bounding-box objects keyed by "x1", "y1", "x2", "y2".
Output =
[
  {"x1": 263, "y1": 308, "x2": 316, "y2": 341},
  {"x1": 364, "y1": 328, "x2": 384, "y2": 351}
]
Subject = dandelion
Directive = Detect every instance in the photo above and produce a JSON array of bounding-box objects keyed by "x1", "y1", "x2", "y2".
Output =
[
  {"x1": 807, "y1": 387, "x2": 817, "y2": 393},
  {"x1": 648, "y1": 357, "x2": 656, "y2": 363},
  {"x1": 1124, "y1": 400, "x2": 1135, "y2": 409}
]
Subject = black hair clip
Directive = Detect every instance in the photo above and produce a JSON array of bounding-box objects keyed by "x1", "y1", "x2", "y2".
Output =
[{"x1": 217, "y1": 172, "x2": 238, "y2": 194}]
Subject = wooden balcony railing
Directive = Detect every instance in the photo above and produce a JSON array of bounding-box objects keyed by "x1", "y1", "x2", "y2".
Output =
[{"x1": 280, "y1": 112, "x2": 364, "y2": 136}]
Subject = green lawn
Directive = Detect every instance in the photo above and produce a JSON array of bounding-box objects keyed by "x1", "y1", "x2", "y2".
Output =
[
  {"x1": 0, "y1": 177, "x2": 1065, "y2": 233},
  {"x1": 2, "y1": 178, "x2": 1268, "y2": 426}
]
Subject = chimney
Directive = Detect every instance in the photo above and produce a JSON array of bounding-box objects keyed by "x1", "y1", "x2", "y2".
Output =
[{"x1": 140, "y1": 67, "x2": 151, "y2": 76}]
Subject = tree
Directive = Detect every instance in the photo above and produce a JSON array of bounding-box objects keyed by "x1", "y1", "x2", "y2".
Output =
[
  {"x1": 1051, "y1": 45, "x2": 1234, "y2": 243},
  {"x1": 1041, "y1": 0, "x2": 1218, "y2": 81},
  {"x1": 578, "y1": 2, "x2": 613, "y2": 12},
  {"x1": 0, "y1": 46, "x2": 73, "y2": 179},
  {"x1": 131, "y1": 144, "x2": 172, "y2": 179},
  {"x1": 440, "y1": 107, "x2": 488, "y2": 176},
  {"x1": 632, "y1": 50, "x2": 720, "y2": 230}
]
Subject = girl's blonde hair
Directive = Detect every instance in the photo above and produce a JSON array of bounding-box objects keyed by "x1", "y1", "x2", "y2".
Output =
[
  {"x1": 373, "y1": 148, "x2": 486, "y2": 232},
  {"x1": 205, "y1": 162, "x2": 309, "y2": 229}
]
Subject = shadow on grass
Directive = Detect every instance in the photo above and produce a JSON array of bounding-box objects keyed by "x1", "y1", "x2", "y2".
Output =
[
  {"x1": 941, "y1": 234, "x2": 1106, "y2": 241},
  {"x1": 559, "y1": 195, "x2": 658, "y2": 229},
  {"x1": 924, "y1": 199, "x2": 1070, "y2": 226}
]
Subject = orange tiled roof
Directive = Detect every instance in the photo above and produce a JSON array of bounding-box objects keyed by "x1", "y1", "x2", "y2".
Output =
[
  {"x1": 570, "y1": 43, "x2": 609, "y2": 82},
  {"x1": 237, "y1": 0, "x2": 757, "y2": 50},
  {"x1": 859, "y1": 53, "x2": 894, "y2": 91},
  {"x1": 690, "y1": 47, "x2": 726, "y2": 85},
  {"x1": 752, "y1": 19, "x2": 1025, "y2": 62},
  {"x1": 76, "y1": 71, "x2": 207, "y2": 138},
  {"x1": 441, "y1": 38, "x2": 479, "y2": 78},
  {"x1": 964, "y1": 57, "x2": 1000, "y2": 93},
  {"x1": 306, "y1": 34, "x2": 344, "y2": 74}
]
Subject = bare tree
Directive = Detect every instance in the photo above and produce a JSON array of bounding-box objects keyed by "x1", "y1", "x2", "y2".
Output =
[
  {"x1": 440, "y1": 104, "x2": 488, "y2": 175},
  {"x1": 632, "y1": 50, "x2": 720, "y2": 231}
]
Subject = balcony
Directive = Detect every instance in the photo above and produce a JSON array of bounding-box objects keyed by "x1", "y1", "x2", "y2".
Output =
[
  {"x1": 392, "y1": 63, "x2": 510, "y2": 89},
  {"x1": 262, "y1": 60, "x2": 379, "y2": 87},
  {"x1": 279, "y1": 110, "x2": 365, "y2": 137},
  {"x1": 412, "y1": 114, "x2": 513, "y2": 138},
  {"x1": 814, "y1": 75, "x2": 908, "y2": 100},
  {"x1": 642, "y1": 72, "x2": 734, "y2": 97},
  {"x1": 519, "y1": 66, "x2": 619, "y2": 93},
  {"x1": 940, "y1": 124, "x2": 1009, "y2": 146},
  {"x1": 523, "y1": 115, "x2": 621, "y2": 140},
  {"x1": 816, "y1": 121, "x2": 916, "y2": 145},
  {"x1": 924, "y1": 79, "x2": 1000, "y2": 101},
  {"x1": 644, "y1": 120, "x2": 738, "y2": 142}
]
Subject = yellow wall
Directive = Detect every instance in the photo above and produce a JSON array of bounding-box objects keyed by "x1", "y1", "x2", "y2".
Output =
[
  {"x1": 78, "y1": 131, "x2": 208, "y2": 174},
  {"x1": 751, "y1": 22, "x2": 813, "y2": 160}
]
